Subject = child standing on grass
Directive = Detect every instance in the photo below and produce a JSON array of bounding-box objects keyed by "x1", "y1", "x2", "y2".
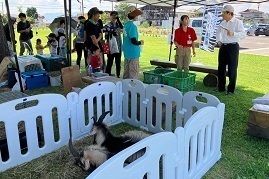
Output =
[
  {"x1": 45, "y1": 33, "x2": 58, "y2": 55},
  {"x1": 88, "y1": 45, "x2": 102, "y2": 74},
  {"x1": 58, "y1": 28, "x2": 66, "y2": 57},
  {"x1": 36, "y1": 39, "x2": 44, "y2": 55}
]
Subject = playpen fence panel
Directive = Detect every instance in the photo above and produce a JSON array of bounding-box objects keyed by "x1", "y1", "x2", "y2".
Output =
[
  {"x1": 145, "y1": 84, "x2": 183, "y2": 133},
  {"x1": 73, "y1": 82, "x2": 118, "y2": 135},
  {"x1": 122, "y1": 79, "x2": 146, "y2": 127},
  {"x1": 181, "y1": 106, "x2": 220, "y2": 179},
  {"x1": 182, "y1": 91, "x2": 220, "y2": 125},
  {"x1": 87, "y1": 132, "x2": 177, "y2": 179},
  {"x1": 0, "y1": 94, "x2": 69, "y2": 172}
]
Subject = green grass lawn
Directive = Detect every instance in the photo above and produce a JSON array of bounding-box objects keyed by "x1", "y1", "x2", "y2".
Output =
[{"x1": 4, "y1": 28, "x2": 269, "y2": 178}]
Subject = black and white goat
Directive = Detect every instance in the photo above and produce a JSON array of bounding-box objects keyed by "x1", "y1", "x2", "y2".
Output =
[
  {"x1": 69, "y1": 138, "x2": 111, "y2": 172},
  {"x1": 90, "y1": 111, "x2": 150, "y2": 163}
]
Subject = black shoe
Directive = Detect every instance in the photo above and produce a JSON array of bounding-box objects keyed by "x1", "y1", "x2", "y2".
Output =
[{"x1": 226, "y1": 91, "x2": 234, "y2": 95}]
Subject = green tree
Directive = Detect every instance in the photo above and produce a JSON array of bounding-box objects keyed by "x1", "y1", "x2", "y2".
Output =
[
  {"x1": 115, "y1": 3, "x2": 132, "y2": 24},
  {"x1": 1, "y1": 14, "x2": 8, "y2": 24},
  {"x1": 140, "y1": 21, "x2": 149, "y2": 28},
  {"x1": 101, "y1": 12, "x2": 109, "y2": 25},
  {"x1": 26, "y1": 7, "x2": 38, "y2": 19},
  {"x1": 18, "y1": 6, "x2": 23, "y2": 13}
]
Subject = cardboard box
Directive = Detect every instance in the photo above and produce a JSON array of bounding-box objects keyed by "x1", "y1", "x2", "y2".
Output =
[
  {"x1": 247, "y1": 107, "x2": 269, "y2": 139},
  {"x1": 61, "y1": 65, "x2": 82, "y2": 95},
  {"x1": 82, "y1": 76, "x2": 123, "y2": 85}
]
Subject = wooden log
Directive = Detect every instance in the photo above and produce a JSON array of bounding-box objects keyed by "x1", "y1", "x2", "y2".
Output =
[
  {"x1": 203, "y1": 73, "x2": 218, "y2": 87},
  {"x1": 150, "y1": 59, "x2": 220, "y2": 75}
]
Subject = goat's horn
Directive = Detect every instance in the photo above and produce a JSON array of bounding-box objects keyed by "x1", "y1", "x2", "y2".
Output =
[
  {"x1": 69, "y1": 138, "x2": 80, "y2": 159},
  {"x1": 92, "y1": 116, "x2": 97, "y2": 123},
  {"x1": 98, "y1": 111, "x2": 110, "y2": 123}
]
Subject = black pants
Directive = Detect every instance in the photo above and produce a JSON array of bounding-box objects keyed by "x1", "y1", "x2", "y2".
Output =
[
  {"x1": 218, "y1": 43, "x2": 239, "y2": 93},
  {"x1": 105, "y1": 53, "x2": 121, "y2": 77},
  {"x1": 75, "y1": 43, "x2": 88, "y2": 68}
]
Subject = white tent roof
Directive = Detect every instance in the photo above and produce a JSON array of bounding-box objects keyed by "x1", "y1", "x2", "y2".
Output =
[{"x1": 104, "y1": 0, "x2": 269, "y2": 6}]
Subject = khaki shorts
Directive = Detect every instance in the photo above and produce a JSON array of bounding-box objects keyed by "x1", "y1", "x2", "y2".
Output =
[
  {"x1": 123, "y1": 58, "x2": 139, "y2": 80},
  {"x1": 174, "y1": 47, "x2": 191, "y2": 71}
]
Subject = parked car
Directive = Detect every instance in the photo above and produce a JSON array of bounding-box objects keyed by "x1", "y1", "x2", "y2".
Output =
[
  {"x1": 244, "y1": 24, "x2": 256, "y2": 36},
  {"x1": 189, "y1": 18, "x2": 203, "y2": 43},
  {"x1": 265, "y1": 29, "x2": 269, "y2": 36},
  {"x1": 254, "y1": 24, "x2": 269, "y2": 36}
]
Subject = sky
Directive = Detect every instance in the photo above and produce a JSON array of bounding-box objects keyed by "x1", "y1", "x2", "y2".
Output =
[{"x1": 1, "y1": 0, "x2": 269, "y2": 19}]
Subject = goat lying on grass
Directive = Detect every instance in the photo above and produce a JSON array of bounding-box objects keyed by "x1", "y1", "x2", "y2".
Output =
[
  {"x1": 90, "y1": 111, "x2": 150, "y2": 163},
  {"x1": 69, "y1": 111, "x2": 149, "y2": 172},
  {"x1": 69, "y1": 138, "x2": 112, "y2": 172}
]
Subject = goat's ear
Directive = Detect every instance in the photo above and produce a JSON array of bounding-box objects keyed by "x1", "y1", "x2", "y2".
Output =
[
  {"x1": 91, "y1": 116, "x2": 97, "y2": 124},
  {"x1": 98, "y1": 111, "x2": 110, "y2": 124}
]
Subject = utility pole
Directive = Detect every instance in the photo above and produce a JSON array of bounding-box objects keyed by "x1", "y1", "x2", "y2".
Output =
[{"x1": 81, "y1": 0, "x2": 84, "y2": 16}]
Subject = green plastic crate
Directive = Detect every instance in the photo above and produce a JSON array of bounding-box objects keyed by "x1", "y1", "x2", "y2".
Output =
[
  {"x1": 35, "y1": 54, "x2": 67, "y2": 72},
  {"x1": 143, "y1": 68, "x2": 174, "y2": 84},
  {"x1": 178, "y1": 84, "x2": 196, "y2": 94},
  {"x1": 163, "y1": 71, "x2": 196, "y2": 91}
]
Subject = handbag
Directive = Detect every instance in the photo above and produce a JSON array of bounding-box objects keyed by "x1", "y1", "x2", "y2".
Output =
[
  {"x1": 29, "y1": 30, "x2": 33, "y2": 39},
  {"x1": 109, "y1": 36, "x2": 119, "y2": 54},
  {"x1": 101, "y1": 42, "x2": 110, "y2": 54}
]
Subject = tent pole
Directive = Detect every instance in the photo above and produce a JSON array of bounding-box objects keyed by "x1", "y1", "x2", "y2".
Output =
[
  {"x1": 69, "y1": 0, "x2": 72, "y2": 66},
  {"x1": 82, "y1": 0, "x2": 84, "y2": 16},
  {"x1": 168, "y1": 0, "x2": 177, "y2": 61},
  {"x1": 5, "y1": 0, "x2": 24, "y2": 92},
  {"x1": 63, "y1": 0, "x2": 70, "y2": 66}
]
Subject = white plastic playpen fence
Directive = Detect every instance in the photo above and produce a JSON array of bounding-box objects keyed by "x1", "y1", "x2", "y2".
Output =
[{"x1": 0, "y1": 79, "x2": 225, "y2": 179}]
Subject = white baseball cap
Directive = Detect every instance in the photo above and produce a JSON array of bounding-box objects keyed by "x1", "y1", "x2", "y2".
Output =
[{"x1": 222, "y1": 5, "x2": 234, "y2": 12}]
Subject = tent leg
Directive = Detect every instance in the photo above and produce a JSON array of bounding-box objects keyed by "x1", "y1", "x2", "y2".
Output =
[
  {"x1": 5, "y1": 0, "x2": 24, "y2": 92},
  {"x1": 168, "y1": 0, "x2": 178, "y2": 61}
]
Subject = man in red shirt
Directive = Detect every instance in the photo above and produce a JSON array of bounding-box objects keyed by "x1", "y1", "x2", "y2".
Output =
[{"x1": 174, "y1": 15, "x2": 197, "y2": 72}]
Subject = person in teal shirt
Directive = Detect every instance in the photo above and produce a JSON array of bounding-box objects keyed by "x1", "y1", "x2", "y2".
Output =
[{"x1": 123, "y1": 6, "x2": 144, "y2": 80}]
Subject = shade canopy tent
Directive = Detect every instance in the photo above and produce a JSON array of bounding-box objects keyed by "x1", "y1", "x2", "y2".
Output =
[
  {"x1": 104, "y1": 0, "x2": 269, "y2": 61},
  {"x1": 104, "y1": 0, "x2": 269, "y2": 6}
]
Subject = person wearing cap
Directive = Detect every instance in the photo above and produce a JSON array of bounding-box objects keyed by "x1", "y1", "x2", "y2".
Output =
[
  {"x1": 84, "y1": 7, "x2": 104, "y2": 68},
  {"x1": 17, "y1": 13, "x2": 33, "y2": 55},
  {"x1": 4, "y1": 17, "x2": 17, "y2": 56},
  {"x1": 103, "y1": 11, "x2": 123, "y2": 78},
  {"x1": 216, "y1": 5, "x2": 246, "y2": 95},
  {"x1": 4, "y1": 17, "x2": 16, "y2": 43},
  {"x1": 122, "y1": 6, "x2": 144, "y2": 80},
  {"x1": 75, "y1": 18, "x2": 88, "y2": 68}
]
